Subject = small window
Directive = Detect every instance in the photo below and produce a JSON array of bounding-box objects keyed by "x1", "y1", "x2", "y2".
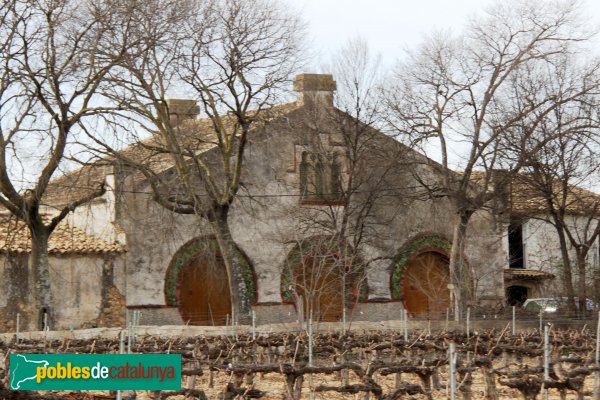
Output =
[
  {"x1": 39, "y1": 306, "x2": 50, "y2": 331},
  {"x1": 299, "y1": 151, "x2": 344, "y2": 205},
  {"x1": 508, "y1": 221, "x2": 524, "y2": 269},
  {"x1": 299, "y1": 151, "x2": 310, "y2": 198}
]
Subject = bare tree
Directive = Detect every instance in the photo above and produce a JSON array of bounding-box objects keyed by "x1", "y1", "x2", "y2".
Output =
[
  {"x1": 329, "y1": 37, "x2": 393, "y2": 248},
  {"x1": 385, "y1": 0, "x2": 600, "y2": 318},
  {"x1": 504, "y1": 55, "x2": 600, "y2": 311},
  {"x1": 92, "y1": 0, "x2": 305, "y2": 321},
  {"x1": 0, "y1": 0, "x2": 134, "y2": 326},
  {"x1": 282, "y1": 39, "x2": 420, "y2": 325},
  {"x1": 286, "y1": 237, "x2": 353, "y2": 324}
]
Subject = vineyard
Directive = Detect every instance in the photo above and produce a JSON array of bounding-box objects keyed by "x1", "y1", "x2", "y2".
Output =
[{"x1": 1, "y1": 325, "x2": 600, "y2": 399}]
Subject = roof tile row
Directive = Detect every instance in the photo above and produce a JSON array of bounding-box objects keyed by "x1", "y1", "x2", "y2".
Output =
[{"x1": 0, "y1": 216, "x2": 126, "y2": 255}]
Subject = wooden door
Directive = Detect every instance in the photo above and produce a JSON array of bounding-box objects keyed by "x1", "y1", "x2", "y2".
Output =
[
  {"x1": 294, "y1": 254, "x2": 343, "y2": 322},
  {"x1": 178, "y1": 253, "x2": 231, "y2": 325},
  {"x1": 402, "y1": 252, "x2": 449, "y2": 317}
]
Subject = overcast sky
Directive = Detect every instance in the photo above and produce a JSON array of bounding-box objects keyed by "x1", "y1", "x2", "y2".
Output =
[
  {"x1": 295, "y1": 0, "x2": 600, "y2": 188},
  {"x1": 298, "y1": 0, "x2": 600, "y2": 70}
]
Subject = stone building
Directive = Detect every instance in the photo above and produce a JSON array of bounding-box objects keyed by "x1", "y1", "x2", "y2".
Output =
[
  {"x1": 1, "y1": 73, "x2": 595, "y2": 331},
  {"x1": 501, "y1": 174, "x2": 600, "y2": 306},
  {"x1": 0, "y1": 215, "x2": 126, "y2": 330}
]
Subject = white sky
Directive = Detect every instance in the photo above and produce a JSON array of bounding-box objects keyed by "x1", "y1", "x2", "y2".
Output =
[
  {"x1": 296, "y1": 0, "x2": 600, "y2": 189},
  {"x1": 298, "y1": 0, "x2": 600, "y2": 69}
]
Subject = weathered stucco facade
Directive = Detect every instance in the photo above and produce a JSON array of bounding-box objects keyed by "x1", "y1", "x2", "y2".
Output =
[
  {"x1": 6, "y1": 73, "x2": 594, "y2": 331},
  {"x1": 94, "y1": 73, "x2": 505, "y2": 325},
  {"x1": 502, "y1": 215, "x2": 600, "y2": 302},
  {"x1": 0, "y1": 216, "x2": 126, "y2": 331}
]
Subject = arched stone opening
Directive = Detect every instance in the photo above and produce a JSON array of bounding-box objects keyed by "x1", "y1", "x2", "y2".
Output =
[
  {"x1": 391, "y1": 235, "x2": 454, "y2": 317},
  {"x1": 506, "y1": 285, "x2": 528, "y2": 307},
  {"x1": 164, "y1": 237, "x2": 256, "y2": 325},
  {"x1": 503, "y1": 270, "x2": 555, "y2": 306},
  {"x1": 402, "y1": 251, "x2": 450, "y2": 316},
  {"x1": 281, "y1": 237, "x2": 365, "y2": 322}
]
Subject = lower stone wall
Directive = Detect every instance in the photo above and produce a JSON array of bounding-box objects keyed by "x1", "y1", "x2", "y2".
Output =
[
  {"x1": 125, "y1": 304, "x2": 298, "y2": 327},
  {"x1": 250, "y1": 302, "x2": 408, "y2": 325},
  {"x1": 128, "y1": 307, "x2": 184, "y2": 326},
  {"x1": 351, "y1": 301, "x2": 405, "y2": 322},
  {"x1": 252, "y1": 303, "x2": 298, "y2": 325},
  {"x1": 87, "y1": 286, "x2": 126, "y2": 328},
  {"x1": 2, "y1": 318, "x2": 589, "y2": 342},
  {"x1": 0, "y1": 254, "x2": 32, "y2": 332},
  {"x1": 0, "y1": 307, "x2": 16, "y2": 333}
]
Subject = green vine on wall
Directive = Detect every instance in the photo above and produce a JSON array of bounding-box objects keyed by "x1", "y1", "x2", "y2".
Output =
[
  {"x1": 164, "y1": 237, "x2": 256, "y2": 306},
  {"x1": 390, "y1": 236, "x2": 451, "y2": 299}
]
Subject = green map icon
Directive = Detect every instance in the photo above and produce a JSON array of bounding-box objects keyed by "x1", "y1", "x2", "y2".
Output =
[{"x1": 10, "y1": 354, "x2": 49, "y2": 389}]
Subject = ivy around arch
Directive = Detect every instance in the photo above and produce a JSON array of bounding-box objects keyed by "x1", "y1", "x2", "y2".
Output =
[
  {"x1": 164, "y1": 237, "x2": 256, "y2": 307},
  {"x1": 390, "y1": 235, "x2": 452, "y2": 299}
]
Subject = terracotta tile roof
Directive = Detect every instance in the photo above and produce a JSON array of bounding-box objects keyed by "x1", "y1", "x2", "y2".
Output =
[
  {"x1": 509, "y1": 173, "x2": 600, "y2": 215},
  {"x1": 43, "y1": 102, "x2": 300, "y2": 206},
  {"x1": 504, "y1": 268, "x2": 555, "y2": 281},
  {"x1": 42, "y1": 121, "x2": 218, "y2": 206},
  {"x1": 43, "y1": 164, "x2": 110, "y2": 206},
  {"x1": 117, "y1": 117, "x2": 222, "y2": 187},
  {"x1": 0, "y1": 216, "x2": 126, "y2": 254},
  {"x1": 469, "y1": 171, "x2": 600, "y2": 216}
]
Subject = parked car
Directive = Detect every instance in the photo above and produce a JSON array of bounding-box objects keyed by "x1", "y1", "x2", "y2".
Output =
[{"x1": 522, "y1": 297, "x2": 597, "y2": 313}]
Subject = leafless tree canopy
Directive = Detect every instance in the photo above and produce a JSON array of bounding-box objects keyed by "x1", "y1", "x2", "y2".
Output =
[
  {"x1": 5, "y1": 0, "x2": 600, "y2": 328},
  {"x1": 385, "y1": 0, "x2": 600, "y2": 317},
  {"x1": 0, "y1": 0, "x2": 138, "y2": 324},
  {"x1": 281, "y1": 39, "x2": 418, "y2": 325},
  {"x1": 87, "y1": 0, "x2": 306, "y2": 320},
  {"x1": 502, "y1": 52, "x2": 600, "y2": 310}
]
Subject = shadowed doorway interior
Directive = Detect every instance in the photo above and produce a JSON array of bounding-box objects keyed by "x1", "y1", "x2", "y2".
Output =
[{"x1": 506, "y1": 285, "x2": 528, "y2": 307}]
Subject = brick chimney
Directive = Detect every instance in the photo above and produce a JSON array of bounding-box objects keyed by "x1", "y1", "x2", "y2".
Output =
[
  {"x1": 294, "y1": 74, "x2": 336, "y2": 107},
  {"x1": 167, "y1": 99, "x2": 200, "y2": 125}
]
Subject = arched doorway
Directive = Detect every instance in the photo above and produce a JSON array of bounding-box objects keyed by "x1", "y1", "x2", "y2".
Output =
[
  {"x1": 294, "y1": 252, "x2": 344, "y2": 322},
  {"x1": 282, "y1": 238, "x2": 363, "y2": 322},
  {"x1": 401, "y1": 251, "x2": 450, "y2": 317},
  {"x1": 506, "y1": 285, "x2": 528, "y2": 307},
  {"x1": 164, "y1": 237, "x2": 256, "y2": 325},
  {"x1": 178, "y1": 251, "x2": 231, "y2": 325}
]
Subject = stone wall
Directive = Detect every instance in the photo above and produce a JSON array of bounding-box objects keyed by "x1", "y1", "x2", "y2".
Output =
[
  {"x1": 0, "y1": 254, "x2": 31, "y2": 331},
  {"x1": 521, "y1": 215, "x2": 600, "y2": 296},
  {"x1": 129, "y1": 307, "x2": 184, "y2": 326},
  {"x1": 0, "y1": 253, "x2": 125, "y2": 332},
  {"x1": 113, "y1": 97, "x2": 508, "y2": 325},
  {"x1": 119, "y1": 179, "x2": 205, "y2": 307},
  {"x1": 86, "y1": 259, "x2": 126, "y2": 328},
  {"x1": 352, "y1": 301, "x2": 406, "y2": 322},
  {"x1": 252, "y1": 304, "x2": 298, "y2": 325}
]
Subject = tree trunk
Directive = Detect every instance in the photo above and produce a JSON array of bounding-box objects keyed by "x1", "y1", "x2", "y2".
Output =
[
  {"x1": 576, "y1": 251, "x2": 588, "y2": 315},
  {"x1": 211, "y1": 206, "x2": 250, "y2": 323},
  {"x1": 29, "y1": 225, "x2": 53, "y2": 329},
  {"x1": 449, "y1": 210, "x2": 474, "y2": 321},
  {"x1": 555, "y1": 223, "x2": 576, "y2": 311}
]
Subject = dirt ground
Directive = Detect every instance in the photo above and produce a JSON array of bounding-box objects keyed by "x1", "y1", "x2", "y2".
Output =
[{"x1": 190, "y1": 364, "x2": 590, "y2": 399}]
